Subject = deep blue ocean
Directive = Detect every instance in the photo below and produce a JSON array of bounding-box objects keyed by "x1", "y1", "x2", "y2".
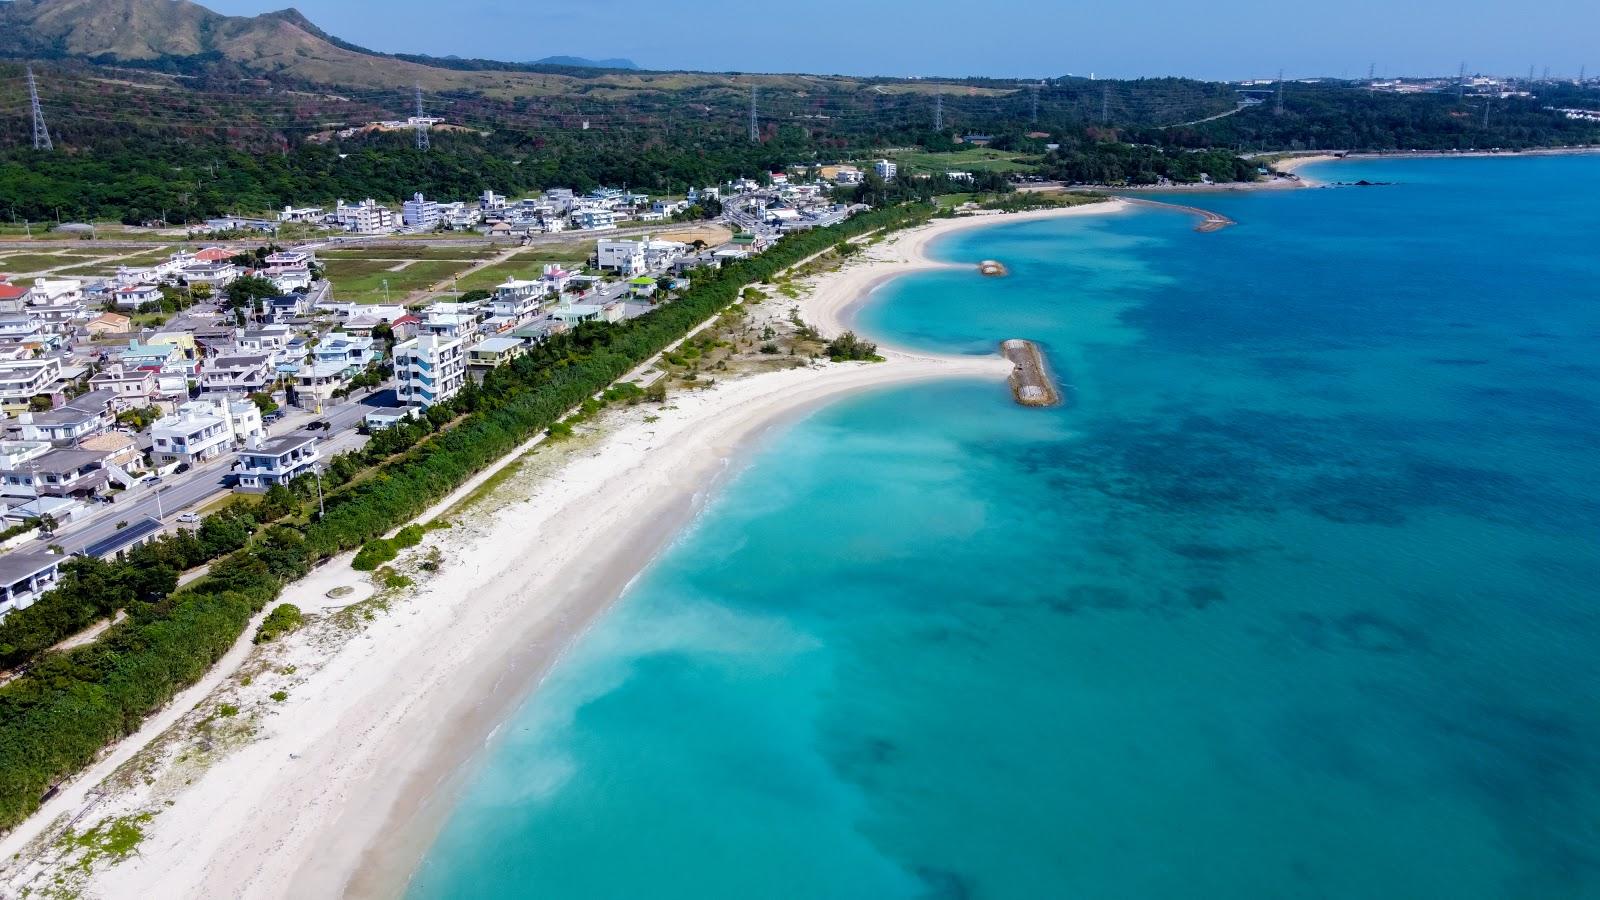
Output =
[{"x1": 408, "y1": 156, "x2": 1600, "y2": 899}]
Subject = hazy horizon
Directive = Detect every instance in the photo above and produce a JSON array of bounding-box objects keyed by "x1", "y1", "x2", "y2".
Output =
[{"x1": 199, "y1": 0, "x2": 1595, "y2": 82}]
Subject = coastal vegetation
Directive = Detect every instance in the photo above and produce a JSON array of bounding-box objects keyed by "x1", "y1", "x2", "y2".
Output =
[
  {"x1": 825, "y1": 332, "x2": 883, "y2": 362},
  {"x1": 0, "y1": 200, "x2": 933, "y2": 833}
]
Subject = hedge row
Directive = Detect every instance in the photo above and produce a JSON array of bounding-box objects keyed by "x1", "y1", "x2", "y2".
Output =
[{"x1": 0, "y1": 202, "x2": 929, "y2": 831}]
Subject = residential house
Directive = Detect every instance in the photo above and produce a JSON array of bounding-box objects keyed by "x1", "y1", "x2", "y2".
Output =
[
  {"x1": 596, "y1": 239, "x2": 647, "y2": 274},
  {"x1": 201, "y1": 352, "x2": 275, "y2": 395},
  {"x1": 0, "y1": 552, "x2": 64, "y2": 621},
  {"x1": 873, "y1": 159, "x2": 898, "y2": 179},
  {"x1": 179, "y1": 260, "x2": 240, "y2": 289},
  {"x1": 334, "y1": 199, "x2": 399, "y2": 235},
  {"x1": 88, "y1": 364, "x2": 158, "y2": 404},
  {"x1": 150, "y1": 398, "x2": 262, "y2": 467},
  {"x1": 0, "y1": 357, "x2": 63, "y2": 411},
  {"x1": 278, "y1": 205, "x2": 325, "y2": 224},
  {"x1": 16, "y1": 389, "x2": 116, "y2": 446},
  {"x1": 293, "y1": 361, "x2": 353, "y2": 410},
  {"x1": 78, "y1": 431, "x2": 145, "y2": 476},
  {"x1": 552, "y1": 301, "x2": 624, "y2": 326},
  {"x1": 111, "y1": 284, "x2": 162, "y2": 310},
  {"x1": 86, "y1": 312, "x2": 132, "y2": 336},
  {"x1": 233, "y1": 435, "x2": 320, "y2": 491},
  {"x1": 314, "y1": 334, "x2": 375, "y2": 374},
  {"x1": 394, "y1": 334, "x2": 465, "y2": 410},
  {"x1": 0, "y1": 448, "x2": 111, "y2": 499},
  {"x1": 402, "y1": 193, "x2": 443, "y2": 230},
  {"x1": 466, "y1": 336, "x2": 525, "y2": 378},
  {"x1": 575, "y1": 209, "x2": 618, "y2": 231}
]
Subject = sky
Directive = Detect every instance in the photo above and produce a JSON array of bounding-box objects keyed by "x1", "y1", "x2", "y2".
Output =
[{"x1": 206, "y1": 0, "x2": 1598, "y2": 81}]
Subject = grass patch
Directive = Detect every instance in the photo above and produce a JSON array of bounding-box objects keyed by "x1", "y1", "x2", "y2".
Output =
[
  {"x1": 254, "y1": 603, "x2": 304, "y2": 644},
  {"x1": 325, "y1": 258, "x2": 477, "y2": 304},
  {"x1": 319, "y1": 245, "x2": 500, "y2": 261},
  {"x1": 59, "y1": 812, "x2": 154, "y2": 874},
  {"x1": 879, "y1": 147, "x2": 1039, "y2": 174}
]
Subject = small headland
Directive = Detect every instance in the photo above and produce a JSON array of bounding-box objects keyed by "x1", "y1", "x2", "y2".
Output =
[
  {"x1": 1123, "y1": 197, "x2": 1237, "y2": 232},
  {"x1": 978, "y1": 259, "x2": 1009, "y2": 276},
  {"x1": 1001, "y1": 339, "x2": 1060, "y2": 407}
]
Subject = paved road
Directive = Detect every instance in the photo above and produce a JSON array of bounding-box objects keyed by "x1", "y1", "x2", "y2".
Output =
[{"x1": 47, "y1": 388, "x2": 389, "y2": 556}]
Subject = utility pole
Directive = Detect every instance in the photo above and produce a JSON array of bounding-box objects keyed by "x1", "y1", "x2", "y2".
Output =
[
  {"x1": 748, "y1": 83, "x2": 759, "y2": 142},
  {"x1": 414, "y1": 83, "x2": 430, "y2": 151},
  {"x1": 1275, "y1": 70, "x2": 1285, "y2": 114},
  {"x1": 934, "y1": 90, "x2": 944, "y2": 131},
  {"x1": 27, "y1": 66, "x2": 52, "y2": 151}
]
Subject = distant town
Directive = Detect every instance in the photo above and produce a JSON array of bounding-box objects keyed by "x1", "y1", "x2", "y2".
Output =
[{"x1": 0, "y1": 166, "x2": 900, "y2": 608}]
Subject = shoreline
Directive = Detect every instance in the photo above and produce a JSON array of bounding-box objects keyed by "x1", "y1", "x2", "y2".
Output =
[{"x1": 42, "y1": 200, "x2": 1123, "y2": 899}]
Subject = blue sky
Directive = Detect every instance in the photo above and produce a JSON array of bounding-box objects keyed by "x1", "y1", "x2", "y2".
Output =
[{"x1": 209, "y1": 0, "x2": 1597, "y2": 81}]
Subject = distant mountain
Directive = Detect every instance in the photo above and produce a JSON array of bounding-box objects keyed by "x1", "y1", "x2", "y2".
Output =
[
  {"x1": 0, "y1": 0, "x2": 643, "y2": 89},
  {"x1": 530, "y1": 56, "x2": 638, "y2": 70}
]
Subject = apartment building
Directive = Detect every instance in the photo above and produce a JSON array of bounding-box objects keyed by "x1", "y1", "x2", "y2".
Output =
[{"x1": 394, "y1": 333, "x2": 465, "y2": 410}]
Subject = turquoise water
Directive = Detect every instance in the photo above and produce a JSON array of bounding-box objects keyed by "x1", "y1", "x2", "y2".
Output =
[{"x1": 409, "y1": 156, "x2": 1600, "y2": 899}]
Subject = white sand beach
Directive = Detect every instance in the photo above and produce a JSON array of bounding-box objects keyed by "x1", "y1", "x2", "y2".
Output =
[{"x1": 0, "y1": 199, "x2": 1123, "y2": 899}]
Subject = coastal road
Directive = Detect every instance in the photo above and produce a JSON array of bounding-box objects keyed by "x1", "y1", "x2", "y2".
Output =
[{"x1": 48, "y1": 391, "x2": 384, "y2": 556}]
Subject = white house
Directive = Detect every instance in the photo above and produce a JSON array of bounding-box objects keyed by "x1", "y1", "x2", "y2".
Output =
[
  {"x1": 233, "y1": 435, "x2": 320, "y2": 491},
  {"x1": 0, "y1": 357, "x2": 63, "y2": 411},
  {"x1": 575, "y1": 209, "x2": 618, "y2": 231},
  {"x1": 151, "y1": 397, "x2": 263, "y2": 467},
  {"x1": 402, "y1": 193, "x2": 442, "y2": 230},
  {"x1": 596, "y1": 239, "x2": 646, "y2": 274},
  {"x1": 334, "y1": 199, "x2": 399, "y2": 234},
  {"x1": 394, "y1": 333, "x2": 465, "y2": 410},
  {"x1": 111, "y1": 284, "x2": 162, "y2": 310},
  {"x1": 873, "y1": 159, "x2": 899, "y2": 179},
  {"x1": 0, "y1": 552, "x2": 64, "y2": 621}
]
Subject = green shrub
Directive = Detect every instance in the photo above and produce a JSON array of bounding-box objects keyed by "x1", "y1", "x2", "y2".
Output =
[
  {"x1": 270, "y1": 691, "x2": 287, "y2": 702},
  {"x1": 351, "y1": 539, "x2": 398, "y2": 571},
  {"x1": 254, "y1": 604, "x2": 303, "y2": 644}
]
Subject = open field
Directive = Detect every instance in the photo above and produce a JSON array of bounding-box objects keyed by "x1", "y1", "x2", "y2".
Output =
[
  {"x1": 0, "y1": 252, "x2": 117, "y2": 274},
  {"x1": 318, "y1": 246, "x2": 500, "y2": 261},
  {"x1": 880, "y1": 147, "x2": 1041, "y2": 174},
  {"x1": 324, "y1": 258, "x2": 478, "y2": 304}
]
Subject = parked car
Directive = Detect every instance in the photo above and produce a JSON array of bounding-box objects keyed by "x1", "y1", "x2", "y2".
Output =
[
  {"x1": 307, "y1": 420, "x2": 330, "y2": 431},
  {"x1": 174, "y1": 463, "x2": 191, "y2": 474},
  {"x1": 141, "y1": 475, "x2": 162, "y2": 486},
  {"x1": 176, "y1": 512, "x2": 201, "y2": 524}
]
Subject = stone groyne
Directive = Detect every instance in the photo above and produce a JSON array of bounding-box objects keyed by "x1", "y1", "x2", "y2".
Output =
[
  {"x1": 1123, "y1": 197, "x2": 1236, "y2": 232},
  {"x1": 1001, "y1": 339, "x2": 1060, "y2": 407}
]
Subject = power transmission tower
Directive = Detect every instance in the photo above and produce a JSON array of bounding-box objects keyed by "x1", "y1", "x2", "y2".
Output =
[
  {"x1": 1582, "y1": 65, "x2": 1588, "y2": 85},
  {"x1": 934, "y1": 91, "x2": 944, "y2": 131},
  {"x1": 414, "y1": 84, "x2": 430, "y2": 151},
  {"x1": 1483, "y1": 99, "x2": 1491, "y2": 128},
  {"x1": 748, "y1": 83, "x2": 759, "y2": 142},
  {"x1": 1528, "y1": 65, "x2": 1536, "y2": 83},
  {"x1": 27, "y1": 66, "x2": 52, "y2": 151},
  {"x1": 1029, "y1": 82, "x2": 1040, "y2": 124},
  {"x1": 1275, "y1": 70, "x2": 1285, "y2": 114},
  {"x1": 1457, "y1": 62, "x2": 1466, "y2": 99},
  {"x1": 1367, "y1": 62, "x2": 1375, "y2": 81},
  {"x1": 1101, "y1": 85, "x2": 1109, "y2": 122}
]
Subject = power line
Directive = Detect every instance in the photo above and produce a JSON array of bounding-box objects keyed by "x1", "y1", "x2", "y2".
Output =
[
  {"x1": 748, "y1": 83, "x2": 758, "y2": 142},
  {"x1": 27, "y1": 66, "x2": 52, "y2": 151},
  {"x1": 414, "y1": 83, "x2": 429, "y2": 151}
]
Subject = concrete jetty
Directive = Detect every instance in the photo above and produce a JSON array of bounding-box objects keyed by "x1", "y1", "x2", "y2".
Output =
[{"x1": 1001, "y1": 339, "x2": 1060, "y2": 407}]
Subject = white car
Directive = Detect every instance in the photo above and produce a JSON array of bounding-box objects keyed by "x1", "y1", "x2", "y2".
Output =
[{"x1": 176, "y1": 512, "x2": 201, "y2": 524}]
